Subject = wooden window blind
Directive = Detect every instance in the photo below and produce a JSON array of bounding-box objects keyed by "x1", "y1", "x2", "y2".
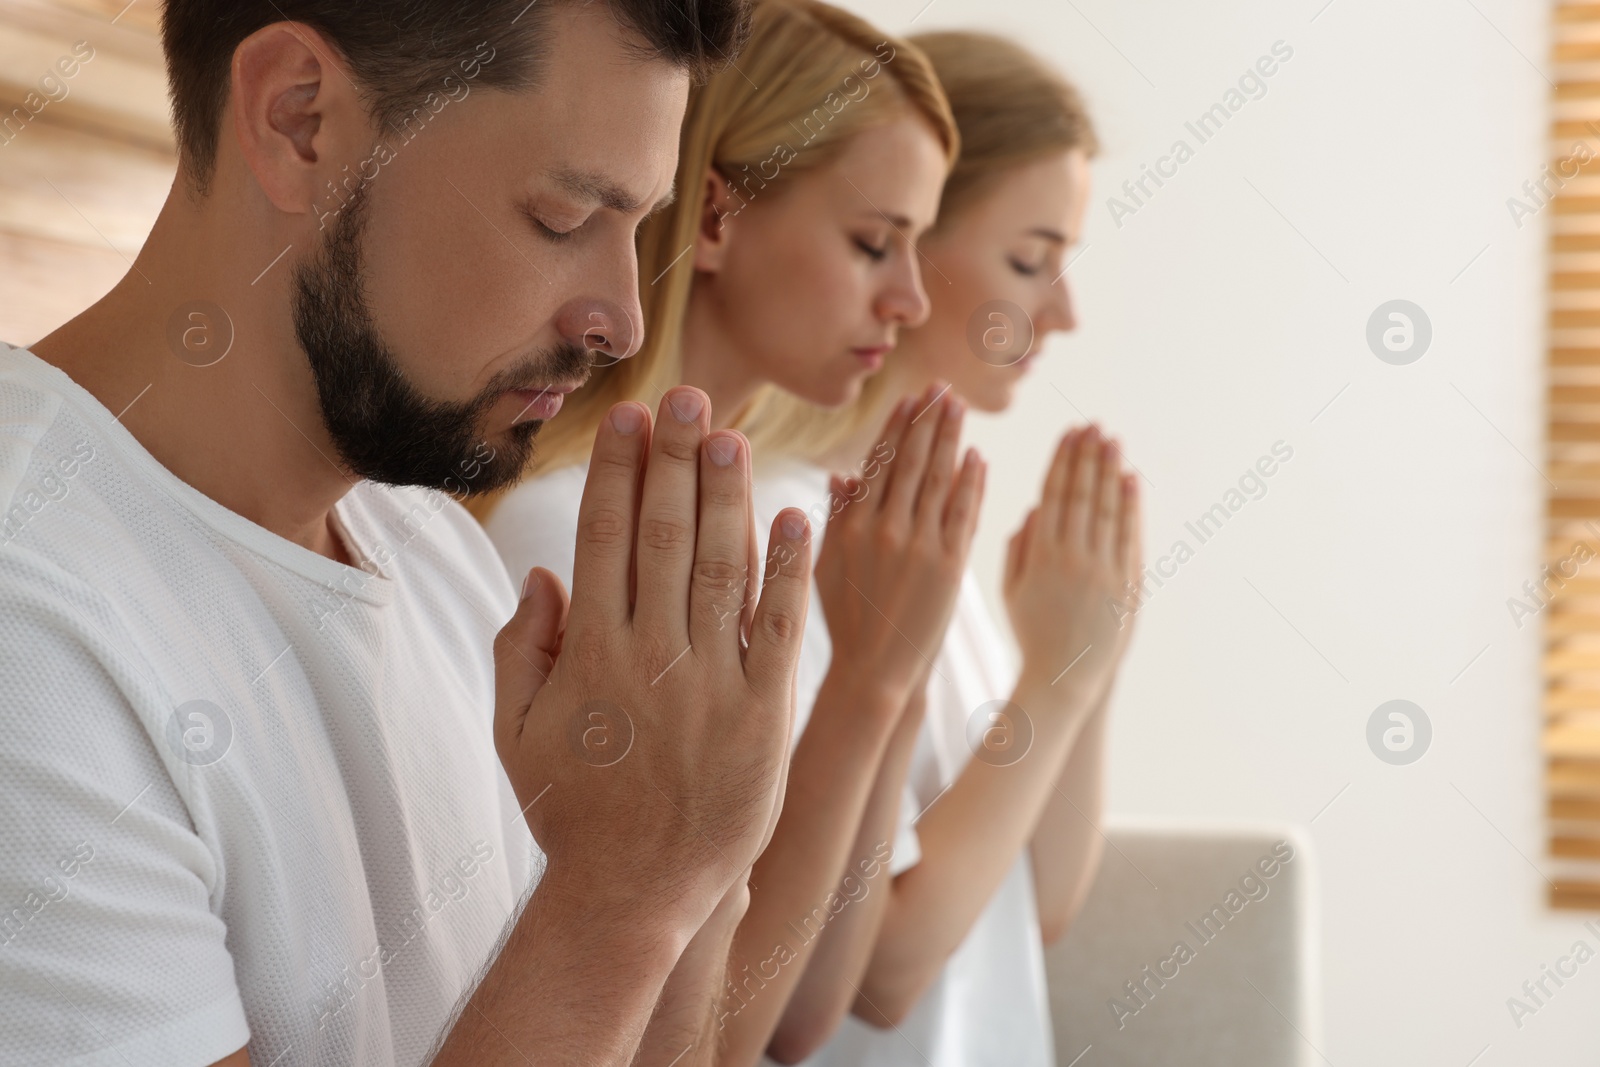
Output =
[
  {"x1": 1549, "y1": 0, "x2": 1600, "y2": 911},
  {"x1": 0, "y1": 0, "x2": 172, "y2": 346}
]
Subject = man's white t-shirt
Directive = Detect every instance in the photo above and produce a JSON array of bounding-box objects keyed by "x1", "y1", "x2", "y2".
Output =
[{"x1": 0, "y1": 344, "x2": 539, "y2": 1066}]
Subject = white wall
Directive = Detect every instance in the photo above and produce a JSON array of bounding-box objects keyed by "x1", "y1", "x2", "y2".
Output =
[{"x1": 842, "y1": 0, "x2": 1592, "y2": 1062}]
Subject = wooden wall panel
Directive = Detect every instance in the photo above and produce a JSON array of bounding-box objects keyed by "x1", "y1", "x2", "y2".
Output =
[{"x1": 0, "y1": 0, "x2": 171, "y2": 346}]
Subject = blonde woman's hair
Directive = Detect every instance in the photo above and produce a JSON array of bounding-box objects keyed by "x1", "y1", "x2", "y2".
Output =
[
  {"x1": 466, "y1": 0, "x2": 957, "y2": 522},
  {"x1": 742, "y1": 30, "x2": 1101, "y2": 465}
]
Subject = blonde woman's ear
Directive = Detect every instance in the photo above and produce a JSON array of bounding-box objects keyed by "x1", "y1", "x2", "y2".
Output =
[{"x1": 694, "y1": 166, "x2": 741, "y2": 272}]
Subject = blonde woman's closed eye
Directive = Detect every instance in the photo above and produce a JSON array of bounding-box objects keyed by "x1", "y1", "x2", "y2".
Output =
[
  {"x1": 1009, "y1": 256, "x2": 1045, "y2": 277},
  {"x1": 854, "y1": 236, "x2": 889, "y2": 261}
]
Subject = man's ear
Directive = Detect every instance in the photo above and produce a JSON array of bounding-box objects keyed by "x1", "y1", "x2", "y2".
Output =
[
  {"x1": 694, "y1": 167, "x2": 742, "y2": 273},
  {"x1": 230, "y1": 22, "x2": 365, "y2": 216}
]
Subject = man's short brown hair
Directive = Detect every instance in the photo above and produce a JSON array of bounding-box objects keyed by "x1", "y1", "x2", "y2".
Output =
[{"x1": 160, "y1": 0, "x2": 750, "y2": 189}]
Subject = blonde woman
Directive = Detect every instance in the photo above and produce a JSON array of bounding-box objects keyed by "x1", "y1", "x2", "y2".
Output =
[
  {"x1": 470, "y1": 2, "x2": 981, "y2": 1063},
  {"x1": 749, "y1": 32, "x2": 1143, "y2": 1067}
]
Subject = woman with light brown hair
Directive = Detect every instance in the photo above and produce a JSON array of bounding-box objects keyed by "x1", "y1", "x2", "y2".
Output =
[
  {"x1": 472, "y1": 3, "x2": 988, "y2": 1064},
  {"x1": 744, "y1": 31, "x2": 1142, "y2": 1067}
]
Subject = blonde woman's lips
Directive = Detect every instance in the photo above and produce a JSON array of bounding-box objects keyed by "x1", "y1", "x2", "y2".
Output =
[{"x1": 852, "y1": 344, "x2": 891, "y2": 370}]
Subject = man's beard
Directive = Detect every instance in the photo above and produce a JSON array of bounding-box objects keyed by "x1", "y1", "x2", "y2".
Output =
[{"x1": 291, "y1": 185, "x2": 590, "y2": 497}]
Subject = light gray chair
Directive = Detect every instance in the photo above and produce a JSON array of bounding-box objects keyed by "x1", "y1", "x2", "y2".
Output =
[{"x1": 1043, "y1": 821, "x2": 1322, "y2": 1067}]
